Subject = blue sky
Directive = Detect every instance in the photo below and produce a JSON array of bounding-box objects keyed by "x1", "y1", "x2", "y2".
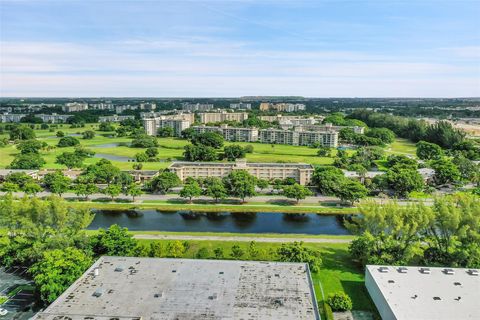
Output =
[{"x1": 0, "y1": 0, "x2": 479, "y2": 97}]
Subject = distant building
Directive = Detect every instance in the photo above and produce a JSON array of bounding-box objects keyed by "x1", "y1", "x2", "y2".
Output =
[
  {"x1": 139, "y1": 102, "x2": 156, "y2": 110},
  {"x1": 36, "y1": 113, "x2": 72, "y2": 123},
  {"x1": 170, "y1": 159, "x2": 315, "y2": 185},
  {"x1": 199, "y1": 111, "x2": 249, "y2": 124},
  {"x1": 90, "y1": 102, "x2": 114, "y2": 110},
  {"x1": 0, "y1": 113, "x2": 27, "y2": 123},
  {"x1": 365, "y1": 265, "x2": 479, "y2": 320},
  {"x1": 259, "y1": 103, "x2": 306, "y2": 112},
  {"x1": 62, "y1": 102, "x2": 88, "y2": 112},
  {"x1": 98, "y1": 115, "x2": 135, "y2": 122},
  {"x1": 115, "y1": 105, "x2": 138, "y2": 114},
  {"x1": 33, "y1": 256, "x2": 319, "y2": 320},
  {"x1": 182, "y1": 103, "x2": 215, "y2": 111},
  {"x1": 193, "y1": 124, "x2": 258, "y2": 142},
  {"x1": 0, "y1": 169, "x2": 38, "y2": 181},
  {"x1": 230, "y1": 102, "x2": 252, "y2": 110}
]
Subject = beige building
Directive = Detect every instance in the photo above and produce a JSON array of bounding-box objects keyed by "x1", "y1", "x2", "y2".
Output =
[
  {"x1": 169, "y1": 159, "x2": 314, "y2": 185},
  {"x1": 98, "y1": 115, "x2": 135, "y2": 122},
  {"x1": 62, "y1": 102, "x2": 88, "y2": 112},
  {"x1": 259, "y1": 128, "x2": 338, "y2": 147},
  {"x1": 199, "y1": 111, "x2": 249, "y2": 124},
  {"x1": 143, "y1": 117, "x2": 191, "y2": 136},
  {"x1": 259, "y1": 103, "x2": 306, "y2": 112},
  {"x1": 192, "y1": 124, "x2": 258, "y2": 142}
]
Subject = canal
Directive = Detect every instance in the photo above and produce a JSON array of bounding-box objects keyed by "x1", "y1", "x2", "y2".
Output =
[{"x1": 88, "y1": 210, "x2": 350, "y2": 235}]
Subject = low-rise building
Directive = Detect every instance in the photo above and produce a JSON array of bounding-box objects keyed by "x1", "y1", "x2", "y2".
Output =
[
  {"x1": 115, "y1": 105, "x2": 138, "y2": 114},
  {"x1": 230, "y1": 102, "x2": 252, "y2": 109},
  {"x1": 199, "y1": 111, "x2": 249, "y2": 124},
  {"x1": 192, "y1": 125, "x2": 258, "y2": 142},
  {"x1": 139, "y1": 102, "x2": 156, "y2": 110},
  {"x1": 0, "y1": 169, "x2": 39, "y2": 181},
  {"x1": 62, "y1": 102, "x2": 89, "y2": 112},
  {"x1": 90, "y1": 102, "x2": 114, "y2": 110},
  {"x1": 259, "y1": 103, "x2": 306, "y2": 112},
  {"x1": 365, "y1": 265, "x2": 479, "y2": 320},
  {"x1": 170, "y1": 159, "x2": 314, "y2": 185},
  {"x1": 98, "y1": 115, "x2": 135, "y2": 122},
  {"x1": 33, "y1": 256, "x2": 319, "y2": 320},
  {"x1": 0, "y1": 113, "x2": 27, "y2": 123}
]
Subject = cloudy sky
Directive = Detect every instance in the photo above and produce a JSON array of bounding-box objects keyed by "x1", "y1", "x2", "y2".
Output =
[{"x1": 0, "y1": 0, "x2": 479, "y2": 97}]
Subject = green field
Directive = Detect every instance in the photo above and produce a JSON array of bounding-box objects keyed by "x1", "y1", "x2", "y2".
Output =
[
  {"x1": 135, "y1": 239, "x2": 376, "y2": 314},
  {"x1": 386, "y1": 138, "x2": 417, "y2": 156}
]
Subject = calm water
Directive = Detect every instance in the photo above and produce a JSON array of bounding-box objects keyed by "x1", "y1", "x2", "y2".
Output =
[
  {"x1": 93, "y1": 143, "x2": 121, "y2": 148},
  {"x1": 88, "y1": 210, "x2": 350, "y2": 235},
  {"x1": 93, "y1": 153, "x2": 133, "y2": 162}
]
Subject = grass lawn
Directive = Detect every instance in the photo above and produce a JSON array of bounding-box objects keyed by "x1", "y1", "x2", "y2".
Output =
[
  {"x1": 386, "y1": 138, "x2": 417, "y2": 156},
  {"x1": 135, "y1": 239, "x2": 377, "y2": 314}
]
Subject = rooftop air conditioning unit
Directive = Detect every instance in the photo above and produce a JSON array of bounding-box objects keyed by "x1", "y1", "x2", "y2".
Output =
[
  {"x1": 444, "y1": 268, "x2": 455, "y2": 275},
  {"x1": 467, "y1": 269, "x2": 479, "y2": 276},
  {"x1": 398, "y1": 267, "x2": 408, "y2": 273},
  {"x1": 420, "y1": 268, "x2": 431, "y2": 274},
  {"x1": 378, "y1": 267, "x2": 389, "y2": 273}
]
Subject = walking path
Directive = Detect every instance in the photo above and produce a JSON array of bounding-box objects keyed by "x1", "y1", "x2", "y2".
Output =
[{"x1": 133, "y1": 234, "x2": 352, "y2": 243}]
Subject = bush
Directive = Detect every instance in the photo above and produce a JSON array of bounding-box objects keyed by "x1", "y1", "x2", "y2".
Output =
[
  {"x1": 323, "y1": 301, "x2": 334, "y2": 320},
  {"x1": 327, "y1": 292, "x2": 353, "y2": 311},
  {"x1": 57, "y1": 136, "x2": 80, "y2": 147}
]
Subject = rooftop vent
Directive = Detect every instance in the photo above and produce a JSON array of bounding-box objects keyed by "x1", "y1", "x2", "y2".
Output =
[
  {"x1": 93, "y1": 288, "x2": 104, "y2": 297},
  {"x1": 454, "y1": 282, "x2": 462, "y2": 286},
  {"x1": 388, "y1": 280, "x2": 395, "y2": 284},
  {"x1": 433, "y1": 297, "x2": 442, "y2": 301},
  {"x1": 444, "y1": 268, "x2": 455, "y2": 275},
  {"x1": 467, "y1": 269, "x2": 479, "y2": 276},
  {"x1": 398, "y1": 267, "x2": 408, "y2": 273},
  {"x1": 94, "y1": 268, "x2": 99, "y2": 276},
  {"x1": 172, "y1": 270, "x2": 177, "y2": 273},
  {"x1": 114, "y1": 266, "x2": 124, "y2": 272},
  {"x1": 420, "y1": 267, "x2": 431, "y2": 274},
  {"x1": 378, "y1": 267, "x2": 389, "y2": 273},
  {"x1": 209, "y1": 293, "x2": 218, "y2": 300}
]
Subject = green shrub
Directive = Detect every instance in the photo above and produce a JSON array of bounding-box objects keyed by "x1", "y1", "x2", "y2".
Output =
[
  {"x1": 327, "y1": 292, "x2": 352, "y2": 311},
  {"x1": 322, "y1": 301, "x2": 334, "y2": 320}
]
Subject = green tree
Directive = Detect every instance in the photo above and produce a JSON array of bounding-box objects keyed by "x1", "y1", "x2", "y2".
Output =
[
  {"x1": 317, "y1": 147, "x2": 332, "y2": 157},
  {"x1": 223, "y1": 144, "x2": 246, "y2": 161},
  {"x1": 126, "y1": 183, "x2": 143, "y2": 202},
  {"x1": 223, "y1": 170, "x2": 256, "y2": 203},
  {"x1": 256, "y1": 179, "x2": 269, "y2": 192},
  {"x1": 247, "y1": 241, "x2": 259, "y2": 259},
  {"x1": 73, "y1": 182, "x2": 97, "y2": 200},
  {"x1": 1, "y1": 182, "x2": 20, "y2": 192},
  {"x1": 335, "y1": 179, "x2": 368, "y2": 205},
  {"x1": 5, "y1": 172, "x2": 34, "y2": 189},
  {"x1": 23, "y1": 182, "x2": 43, "y2": 196},
  {"x1": 56, "y1": 152, "x2": 84, "y2": 169},
  {"x1": 90, "y1": 225, "x2": 137, "y2": 257},
  {"x1": 416, "y1": 141, "x2": 444, "y2": 160},
  {"x1": 277, "y1": 242, "x2": 322, "y2": 272},
  {"x1": 103, "y1": 184, "x2": 122, "y2": 201},
  {"x1": 9, "y1": 125, "x2": 36, "y2": 140},
  {"x1": 43, "y1": 171, "x2": 71, "y2": 196},
  {"x1": 385, "y1": 165, "x2": 424, "y2": 197},
  {"x1": 327, "y1": 292, "x2": 353, "y2": 311},
  {"x1": 157, "y1": 126, "x2": 174, "y2": 137},
  {"x1": 166, "y1": 240, "x2": 186, "y2": 258},
  {"x1": 365, "y1": 127, "x2": 395, "y2": 144},
  {"x1": 9, "y1": 153, "x2": 46, "y2": 169},
  {"x1": 56, "y1": 131, "x2": 65, "y2": 137},
  {"x1": 99, "y1": 122, "x2": 115, "y2": 132},
  {"x1": 191, "y1": 132, "x2": 224, "y2": 148},
  {"x1": 81, "y1": 159, "x2": 120, "y2": 184},
  {"x1": 145, "y1": 147, "x2": 159, "y2": 158},
  {"x1": 57, "y1": 136, "x2": 80, "y2": 147},
  {"x1": 213, "y1": 247, "x2": 224, "y2": 259},
  {"x1": 183, "y1": 144, "x2": 218, "y2": 161},
  {"x1": 431, "y1": 158, "x2": 461, "y2": 185},
  {"x1": 17, "y1": 139, "x2": 45, "y2": 154},
  {"x1": 230, "y1": 244, "x2": 245, "y2": 259},
  {"x1": 180, "y1": 179, "x2": 202, "y2": 203},
  {"x1": 148, "y1": 171, "x2": 181, "y2": 193},
  {"x1": 282, "y1": 183, "x2": 313, "y2": 204},
  {"x1": 82, "y1": 130, "x2": 95, "y2": 139},
  {"x1": 203, "y1": 177, "x2": 227, "y2": 202},
  {"x1": 30, "y1": 247, "x2": 93, "y2": 303},
  {"x1": 312, "y1": 166, "x2": 345, "y2": 196}
]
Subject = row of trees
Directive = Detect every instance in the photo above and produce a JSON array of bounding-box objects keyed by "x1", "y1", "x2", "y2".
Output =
[{"x1": 348, "y1": 194, "x2": 480, "y2": 268}]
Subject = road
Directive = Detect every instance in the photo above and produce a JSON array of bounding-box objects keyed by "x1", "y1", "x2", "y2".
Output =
[{"x1": 133, "y1": 234, "x2": 352, "y2": 243}]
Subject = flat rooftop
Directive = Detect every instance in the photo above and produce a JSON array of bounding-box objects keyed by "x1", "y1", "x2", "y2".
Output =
[
  {"x1": 34, "y1": 257, "x2": 319, "y2": 320},
  {"x1": 170, "y1": 161, "x2": 313, "y2": 169},
  {"x1": 366, "y1": 265, "x2": 480, "y2": 320}
]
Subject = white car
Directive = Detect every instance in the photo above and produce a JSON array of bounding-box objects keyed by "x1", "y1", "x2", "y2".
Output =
[{"x1": 0, "y1": 308, "x2": 7, "y2": 316}]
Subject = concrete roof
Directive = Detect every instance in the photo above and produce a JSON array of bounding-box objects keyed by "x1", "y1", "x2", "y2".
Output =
[
  {"x1": 366, "y1": 265, "x2": 480, "y2": 320},
  {"x1": 34, "y1": 257, "x2": 319, "y2": 320},
  {"x1": 169, "y1": 161, "x2": 313, "y2": 170}
]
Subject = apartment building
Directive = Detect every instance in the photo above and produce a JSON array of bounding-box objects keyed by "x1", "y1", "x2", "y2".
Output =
[
  {"x1": 295, "y1": 123, "x2": 365, "y2": 134},
  {"x1": 170, "y1": 159, "x2": 315, "y2": 185},
  {"x1": 230, "y1": 102, "x2": 252, "y2": 110},
  {"x1": 0, "y1": 113, "x2": 26, "y2": 123},
  {"x1": 259, "y1": 103, "x2": 306, "y2": 112},
  {"x1": 115, "y1": 105, "x2": 138, "y2": 114},
  {"x1": 192, "y1": 124, "x2": 338, "y2": 147},
  {"x1": 199, "y1": 111, "x2": 249, "y2": 124},
  {"x1": 143, "y1": 117, "x2": 191, "y2": 136},
  {"x1": 139, "y1": 102, "x2": 156, "y2": 110},
  {"x1": 192, "y1": 124, "x2": 258, "y2": 142},
  {"x1": 62, "y1": 102, "x2": 88, "y2": 112},
  {"x1": 98, "y1": 115, "x2": 135, "y2": 122},
  {"x1": 37, "y1": 113, "x2": 72, "y2": 123},
  {"x1": 182, "y1": 103, "x2": 215, "y2": 111},
  {"x1": 90, "y1": 102, "x2": 114, "y2": 110},
  {"x1": 141, "y1": 111, "x2": 195, "y2": 124}
]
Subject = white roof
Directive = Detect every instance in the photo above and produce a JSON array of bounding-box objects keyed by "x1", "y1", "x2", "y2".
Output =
[{"x1": 367, "y1": 265, "x2": 480, "y2": 320}]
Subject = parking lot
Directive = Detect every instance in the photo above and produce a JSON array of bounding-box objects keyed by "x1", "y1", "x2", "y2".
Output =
[{"x1": 0, "y1": 266, "x2": 41, "y2": 319}]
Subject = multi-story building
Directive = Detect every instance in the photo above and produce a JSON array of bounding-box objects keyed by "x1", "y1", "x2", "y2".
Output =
[
  {"x1": 199, "y1": 111, "x2": 249, "y2": 124},
  {"x1": 139, "y1": 102, "x2": 156, "y2": 110},
  {"x1": 259, "y1": 103, "x2": 306, "y2": 112},
  {"x1": 170, "y1": 159, "x2": 315, "y2": 185},
  {"x1": 192, "y1": 125, "x2": 258, "y2": 142},
  {"x1": 37, "y1": 113, "x2": 72, "y2": 123},
  {"x1": 182, "y1": 103, "x2": 215, "y2": 111},
  {"x1": 62, "y1": 102, "x2": 88, "y2": 112},
  {"x1": 90, "y1": 102, "x2": 114, "y2": 110},
  {"x1": 115, "y1": 105, "x2": 138, "y2": 114},
  {"x1": 191, "y1": 124, "x2": 338, "y2": 147},
  {"x1": 143, "y1": 117, "x2": 191, "y2": 136},
  {"x1": 98, "y1": 115, "x2": 135, "y2": 122},
  {"x1": 230, "y1": 102, "x2": 252, "y2": 110},
  {"x1": 32, "y1": 256, "x2": 319, "y2": 320},
  {"x1": 0, "y1": 113, "x2": 27, "y2": 123},
  {"x1": 295, "y1": 123, "x2": 365, "y2": 134}
]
